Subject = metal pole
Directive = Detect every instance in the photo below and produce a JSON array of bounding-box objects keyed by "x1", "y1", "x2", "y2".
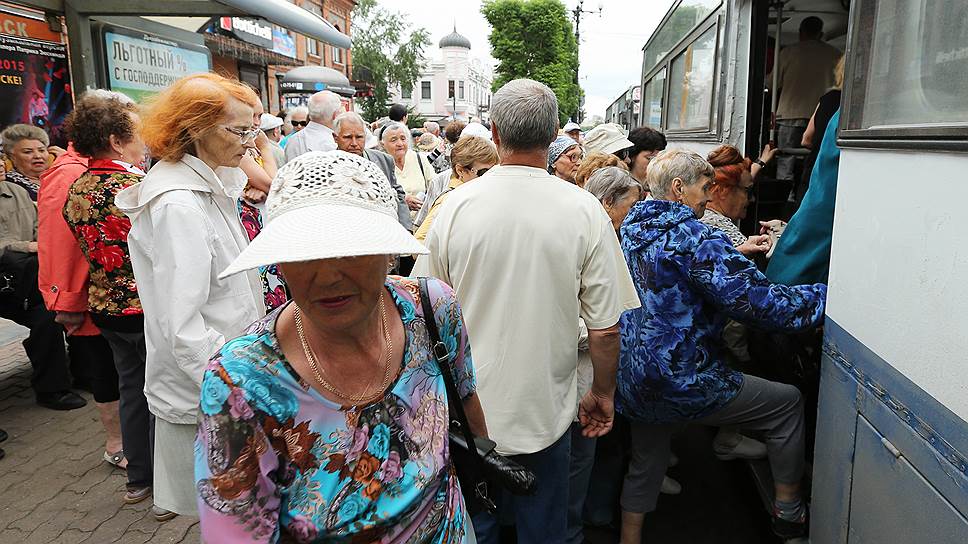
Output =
[
  {"x1": 65, "y1": 0, "x2": 97, "y2": 93},
  {"x1": 573, "y1": 0, "x2": 582, "y2": 123},
  {"x1": 769, "y1": 0, "x2": 783, "y2": 143}
]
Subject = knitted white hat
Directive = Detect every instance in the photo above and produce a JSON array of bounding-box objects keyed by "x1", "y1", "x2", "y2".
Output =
[{"x1": 219, "y1": 151, "x2": 427, "y2": 278}]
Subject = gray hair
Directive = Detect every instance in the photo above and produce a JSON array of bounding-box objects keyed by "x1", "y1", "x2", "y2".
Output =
[
  {"x1": 285, "y1": 106, "x2": 308, "y2": 124},
  {"x1": 81, "y1": 89, "x2": 135, "y2": 105},
  {"x1": 307, "y1": 91, "x2": 342, "y2": 123},
  {"x1": 585, "y1": 166, "x2": 641, "y2": 206},
  {"x1": 380, "y1": 122, "x2": 411, "y2": 149},
  {"x1": 2, "y1": 123, "x2": 48, "y2": 149},
  {"x1": 423, "y1": 121, "x2": 440, "y2": 134},
  {"x1": 333, "y1": 111, "x2": 366, "y2": 134},
  {"x1": 646, "y1": 149, "x2": 714, "y2": 199},
  {"x1": 490, "y1": 79, "x2": 559, "y2": 152}
]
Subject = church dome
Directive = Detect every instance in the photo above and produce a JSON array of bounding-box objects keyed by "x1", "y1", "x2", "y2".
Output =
[{"x1": 439, "y1": 26, "x2": 471, "y2": 49}]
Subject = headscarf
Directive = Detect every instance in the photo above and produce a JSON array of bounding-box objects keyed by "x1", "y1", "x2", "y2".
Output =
[{"x1": 548, "y1": 135, "x2": 579, "y2": 172}]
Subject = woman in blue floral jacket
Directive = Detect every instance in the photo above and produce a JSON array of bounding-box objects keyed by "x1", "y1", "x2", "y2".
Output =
[{"x1": 616, "y1": 150, "x2": 827, "y2": 543}]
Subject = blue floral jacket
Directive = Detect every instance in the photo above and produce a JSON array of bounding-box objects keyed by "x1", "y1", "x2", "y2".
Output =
[{"x1": 617, "y1": 200, "x2": 827, "y2": 423}]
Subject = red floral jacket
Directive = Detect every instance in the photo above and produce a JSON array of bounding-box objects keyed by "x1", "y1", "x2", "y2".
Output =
[{"x1": 63, "y1": 159, "x2": 144, "y2": 320}]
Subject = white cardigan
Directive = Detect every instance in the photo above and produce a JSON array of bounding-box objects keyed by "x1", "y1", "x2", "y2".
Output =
[{"x1": 117, "y1": 154, "x2": 265, "y2": 424}]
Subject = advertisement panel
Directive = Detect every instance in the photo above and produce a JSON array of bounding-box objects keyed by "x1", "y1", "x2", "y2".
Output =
[
  {"x1": 105, "y1": 29, "x2": 210, "y2": 102},
  {"x1": 0, "y1": 34, "x2": 71, "y2": 146}
]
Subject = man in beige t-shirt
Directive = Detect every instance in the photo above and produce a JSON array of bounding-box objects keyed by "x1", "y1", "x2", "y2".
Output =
[
  {"x1": 412, "y1": 79, "x2": 640, "y2": 544},
  {"x1": 770, "y1": 16, "x2": 841, "y2": 181}
]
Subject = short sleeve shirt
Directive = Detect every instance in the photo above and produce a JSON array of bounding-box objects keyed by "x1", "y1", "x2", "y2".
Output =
[
  {"x1": 195, "y1": 277, "x2": 476, "y2": 543},
  {"x1": 412, "y1": 165, "x2": 641, "y2": 455}
]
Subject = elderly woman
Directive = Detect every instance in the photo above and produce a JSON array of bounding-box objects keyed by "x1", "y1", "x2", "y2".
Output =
[
  {"x1": 381, "y1": 122, "x2": 434, "y2": 213},
  {"x1": 2, "y1": 123, "x2": 51, "y2": 200},
  {"x1": 196, "y1": 151, "x2": 487, "y2": 541},
  {"x1": 62, "y1": 92, "x2": 154, "y2": 506},
  {"x1": 116, "y1": 73, "x2": 266, "y2": 521},
  {"x1": 702, "y1": 144, "x2": 778, "y2": 256},
  {"x1": 585, "y1": 167, "x2": 641, "y2": 232},
  {"x1": 574, "y1": 151, "x2": 626, "y2": 188},
  {"x1": 548, "y1": 135, "x2": 582, "y2": 183},
  {"x1": 616, "y1": 149, "x2": 827, "y2": 542},
  {"x1": 414, "y1": 136, "x2": 498, "y2": 242}
]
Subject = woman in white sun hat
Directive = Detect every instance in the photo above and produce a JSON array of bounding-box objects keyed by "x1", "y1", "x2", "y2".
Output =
[{"x1": 195, "y1": 150, "x2": 488, "y2": 542}]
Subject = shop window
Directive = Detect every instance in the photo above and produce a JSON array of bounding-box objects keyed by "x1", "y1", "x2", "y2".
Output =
[
  {"x1": 642, "y1": 68, "x2": 666, "y2": 128},
  {"x1": 666, "y1": 25, "x2": 717, "y2": 131},
  {"x1": 421, "y1": 81, "x2": 432, "y2": 100},
  {"x1": 844, "y1": 0, "x2": 968, "y2": 135}
]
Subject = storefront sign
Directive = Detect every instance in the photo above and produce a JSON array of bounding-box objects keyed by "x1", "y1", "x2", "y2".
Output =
[
  {"x1": 218, "y1": 17, "x2": 273, "y2": 50},
  {"x1": 105, "y1": 30, "x2": 210, "y2": 102},
  {"x1": 0, "y1": 34, "x2": 71, "y2": 146},
  {"x1": 272, "y1": 27, "x2": 296, "y2": 58},
  {"x1": 0, "y1": 11, "x2": 62, "y2": 42}
]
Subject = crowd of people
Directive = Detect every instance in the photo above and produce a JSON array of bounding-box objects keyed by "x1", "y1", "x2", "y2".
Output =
[{"x1": 0, "y1": 46, "x2": 842, "y2": 540}]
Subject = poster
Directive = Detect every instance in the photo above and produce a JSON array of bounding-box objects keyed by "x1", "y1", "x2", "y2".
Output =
[
  {"x1": 105, "y1": 30, "x2": 210, "y2": 103},
  {"x1": 0, "y1": 34, "x2": 71, "y2": 146}
]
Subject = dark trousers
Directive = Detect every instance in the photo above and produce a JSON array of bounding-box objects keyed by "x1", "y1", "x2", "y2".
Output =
[
  {"x1": 473, "y1": 431, "x2": 571, "y2": 544},
  {"x1": 100, "y1": 328, "x2": 153, "y2": 489},
  {"x1": 0, "y1": 300, "x2": 72, "y2": 394},
  {"x1": 66, "y1": 335, "x2": 119, "y2": 403},
  {"x1": 567, "y1": 422, "x2": 597, "y2": 544},
  {"x1": 582, "y1": 413, "x2": 630, "y2": 526}
]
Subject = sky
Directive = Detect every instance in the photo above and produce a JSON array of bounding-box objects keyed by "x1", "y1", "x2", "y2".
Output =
[{"x1": 377, "y1": 0, "x2": 677, "y2": 121}]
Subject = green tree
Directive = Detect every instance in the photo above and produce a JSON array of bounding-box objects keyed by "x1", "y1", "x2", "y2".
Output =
[
  {"x1": 482, "y1": 0, "x2": 580, "y2": 125},
  {"x1": 351, "y1": 0, "x2": 430, "y2": 121}
]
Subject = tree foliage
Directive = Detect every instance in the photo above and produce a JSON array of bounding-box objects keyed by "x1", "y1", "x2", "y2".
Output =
[
  {"x1": 351, "y1": 0, "x2": 430, "y2": 121},
  {"x1": 481, "y1": 0, "x2": 580, "y2": 125}
]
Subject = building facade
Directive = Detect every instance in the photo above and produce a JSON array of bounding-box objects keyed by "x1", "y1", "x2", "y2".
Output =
[
  {"x1": 392, "y1": 27, "x2": 493, "y2": 123},
  {"x1": 605, "y1": 84, "x2": 641, "y2": 131}
]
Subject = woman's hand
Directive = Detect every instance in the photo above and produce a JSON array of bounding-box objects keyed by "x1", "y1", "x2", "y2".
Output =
[
  {"x1": 55, "y1": 311, "x2": 86, "y2": 335},
  {"x1": 404, "y1": 194, "x2": 423, "y2": 211},
  {"x1": 758, "y1": 143, "x2": 777, "y2": 164},
  {"x1": 759, "y1": 219, "x2": 787, "y2": 235},
  {"x1": 737, "y1": 234, "x2": 771, "y2": 256},
  {"x1": 243, "y1": 186, "x2": 268, "y2": 204},
  {"x1": 48, "y1": 145, "x2": 67, "y2": 159}
]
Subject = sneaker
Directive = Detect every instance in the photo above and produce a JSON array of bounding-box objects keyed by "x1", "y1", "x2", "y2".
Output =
[
  {"x1": 153, "y1": 506, "x2": 177, "y2": 522},
  {"x1": 660, "y1": 475, "x2": 681, "y2": 495},
  {"x1": 123, "y1": 486, "x2": 151, "y2": 505},
  {"x1": 36, "y1": 390, "x2": 87, "y2": 411},
  {"x1": 713, "y1": 434, "x2": 767, "y2": 460},
  {"x1": 772, "y1": 508, "x2": 808, "y2": 539}
]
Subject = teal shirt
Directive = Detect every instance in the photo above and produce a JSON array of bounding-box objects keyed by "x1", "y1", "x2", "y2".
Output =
[{"x1": 767, "y1": 110, "x2": 841, "y2": 286}]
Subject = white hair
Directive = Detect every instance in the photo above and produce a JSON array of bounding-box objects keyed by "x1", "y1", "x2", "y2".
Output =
[
  {"x1": 307, "y1": 91, "x2": 342, "y2": 124},
  {"x1": 379, "y1": 122, "x2": 411, "y2": 151},
  {"x1": 490, "y1": 79, "x2": 559, "y2": 152},
  {"x1": 585, "y1": 166, "x2": 640, "y2": 206},
  {"x1": 333, "y1": 111, "x2": 366, "y2": 134},
  {"x1": 81, "y1": 88, "x2": 135, "y2": 105},
  {"x1": 285, "y1": 106, "x2": 308, "y2": 124},
  {"x1": 646, "y1": 149, "x2": 715, "y2": 199}
]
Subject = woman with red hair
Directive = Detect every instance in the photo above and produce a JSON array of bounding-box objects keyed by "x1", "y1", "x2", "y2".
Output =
[
  {"x1": 702, "y1": 144, "x2": 777, "y2": 256},
  {"x1": 115, "y1": 73, "x2": 267, "y2": 521}
]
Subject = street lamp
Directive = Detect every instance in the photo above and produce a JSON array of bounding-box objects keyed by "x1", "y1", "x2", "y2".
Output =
[{"x1": 572, "y1": 0, "x2": 602, "y2": 123}]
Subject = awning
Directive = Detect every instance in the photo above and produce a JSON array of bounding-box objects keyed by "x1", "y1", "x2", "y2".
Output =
[
  {"x1": 218, "y1": 0, "x2": 351, "y2": 49},
  {"x1": 280, "y1": 65, "x2": 356, "y2": 97}
]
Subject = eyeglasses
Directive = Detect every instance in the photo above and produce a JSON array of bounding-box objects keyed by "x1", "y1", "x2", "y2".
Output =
[
  {"x1": 291, "y1": 120, "x2": 308, "y2": 127},
  {"x1": 563, "y1": 151, "x2": 584, "y2": 162},
  {"x1": 223, "y1": 126, "x2": 260, "y2": 145}
]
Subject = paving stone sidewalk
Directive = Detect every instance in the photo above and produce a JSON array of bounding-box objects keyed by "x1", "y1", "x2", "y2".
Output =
[{"x1": 0, "y1": 321, "x2": 200, "y2": 543}]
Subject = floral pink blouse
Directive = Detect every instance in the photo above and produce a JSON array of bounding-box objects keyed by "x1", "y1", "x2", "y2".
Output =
[{"x1": 195, "y1": 277, "x2": 476, "y2": 543}]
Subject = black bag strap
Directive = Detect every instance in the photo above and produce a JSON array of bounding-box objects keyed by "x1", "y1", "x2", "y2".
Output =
[{"x1": 418, "y1": 277, "x2": 483, "y2": 463}]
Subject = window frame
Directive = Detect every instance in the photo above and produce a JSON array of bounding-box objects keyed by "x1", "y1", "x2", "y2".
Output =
[
  {"x1": 639, "y1": 9, "x2": 725, "y2": 139},
  {"x1": 421, "y1": 81, "x2": 432, "y2": 101},
  {"x1": 839, "y1": 0, "x2": 968, "y2": 150},
  {"x1": 401, "y1": 83, "x2": 412, "y2": 100}
]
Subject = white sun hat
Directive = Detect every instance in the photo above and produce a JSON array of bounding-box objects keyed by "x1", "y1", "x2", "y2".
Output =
[
  {"x1": 219, "y1": 151, "x2": 428, "y2": 278},
  {"x1": 460, "y1": 122, "x2": 492, "y2": 141},
  {"x1": 584, "y1": 123, "x2": 634, "y2": 156}
]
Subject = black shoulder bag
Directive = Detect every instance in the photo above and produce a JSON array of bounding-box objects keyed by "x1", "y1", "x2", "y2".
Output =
[{"x1": 418, "y1": 278, "x2": 536, "y2": 513}]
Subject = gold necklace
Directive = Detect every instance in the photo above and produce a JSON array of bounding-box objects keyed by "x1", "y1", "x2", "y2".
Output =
[{"x1": 293, "y1": 293, "x2": 394, "y2": 404}]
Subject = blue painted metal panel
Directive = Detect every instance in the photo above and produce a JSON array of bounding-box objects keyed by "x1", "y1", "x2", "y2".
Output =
[
  {"x1": 810, "y1": 357, "x2": 858, "y2": 543},
  {"x1": 847, "y1": 416, "x2": 968, "y2": 542}
]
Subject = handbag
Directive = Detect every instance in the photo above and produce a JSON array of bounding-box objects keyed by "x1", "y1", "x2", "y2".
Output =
[
  {"x1": 0, "y1": 250, "x2": 41, "y2": 310},
  {"x1": 418, "y1": 278, "x2": 536, "y2": 513}
]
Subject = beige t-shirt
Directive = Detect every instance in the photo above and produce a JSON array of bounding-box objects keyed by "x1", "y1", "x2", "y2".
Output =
[
  {"x1": 773, "y1": 39, "x2": 842, "y2": 120},
  {"x1": 412, "y1": 165, "x2": 641, "y2": 455}
]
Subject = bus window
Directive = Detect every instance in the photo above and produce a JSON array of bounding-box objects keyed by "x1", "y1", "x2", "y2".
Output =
[
  {"x1": 667, "y1": 25, "x2": 718, "y2": 131},
  {"x1": 642, "y1": 68, "x2": 666, "y2": 128},
  {"x1": 643, "y1": 0, "x2": 722, "y2": 75},
  {"x1": 845, "y1": 0, "x2": 968, "y2": 133}
]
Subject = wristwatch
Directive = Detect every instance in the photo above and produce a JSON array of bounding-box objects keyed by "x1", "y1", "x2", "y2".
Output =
[{"x1": 754, "y1": 158, "x2": 767, "y2": 168}]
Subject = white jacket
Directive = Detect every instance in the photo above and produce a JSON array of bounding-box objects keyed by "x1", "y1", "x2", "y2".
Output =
[{"x1": 117, "y1": 154, "x2": 265, "y2": 424}]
